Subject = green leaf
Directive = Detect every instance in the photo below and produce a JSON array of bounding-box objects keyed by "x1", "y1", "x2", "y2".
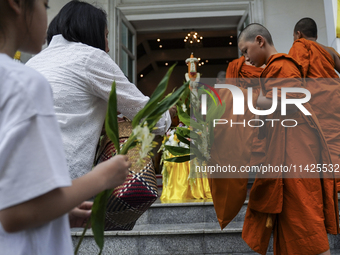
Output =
[
  {"x1": 175, "y1": 128, "x2": 203, "y2": 145},
  {"x1": 91, "y1": 189, "x2": 112, "y2": 254},
  {"x1": 132, "y1": 64, "x2": 176, "y2": 128},
  {"x1": 177, "y1": 105, "x2": 191, "y2": 126},
  {"x1": 105, "y1": 81, "x2": 120, "y2": 154},
  {"x1": 188, "y1": 130, "x2": 202, "y2": 141},
  {"x1": 175, "y1": 127, "x2": 190, "y2": 137},
  {"x1": 143, "y1": 81, "x2": 189, "y2": 132},
  {"x1": 190, "y1": 142, "x2": 205, "y2": 160},
  {"x1": 164, "y1": 155, "x2": 195, "y2": 162},
  {"x1": 147, "y1": 81, "x2": 189, "y2": 124},
  {"x1": 177, "y1": 104, "x2": 202, "y2": 130},
  {"x1": 165, "y1": 145, "x2": 190, "y2": 155},
  {"x1": 175, "y1": 133, "x2": 206, "y2": 160},
  {"x1": 175, "y1": 133, "x2": 190, "y2": 145},
  {"x1": 120, "y1": 138, "x2": 137, "y2": 155},
  {"x1": 206, "y1": 101, "x2": 226, "y2": 122},
  {"x1": 177, "y1": 84, "x2": 190, "y2": 109},
  {"x1": 192, "y1": 106, "x2": 204, "y2": 122}
]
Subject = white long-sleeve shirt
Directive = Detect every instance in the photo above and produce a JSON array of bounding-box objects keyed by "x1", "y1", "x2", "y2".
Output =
[{"x1": 27, "y1": 35, "x2": 171, "y2": 179}]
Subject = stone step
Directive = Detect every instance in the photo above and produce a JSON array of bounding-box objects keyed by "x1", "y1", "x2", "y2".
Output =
[
  {"x1": 136, "y1": 200, "x2": 246, "y2": 225},
  {"x1": 72, "y1": 191, "x2": 340, "y2": 254},
  {"x1": 72, "y1": 222, "x2": 253, "y2": 254},
  {"x1": 137, "y1": 194, "x2": 340, "y2": 225},
  {"x1": 72, "y1": 221, "x2": 340, "y2": 254}
]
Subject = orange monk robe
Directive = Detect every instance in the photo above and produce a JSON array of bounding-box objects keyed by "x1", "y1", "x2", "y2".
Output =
[
  {"x1": 242, "y1": 53, "x2": 339, "y2": 255},
  {"x1": 289, "y1": 38, "x2": 340, "y2": 191},
  {"x1": 208, "y1": 56, "x2": 264, "y2": 229},
  {"x1": 226, "y1": 55, "x2": 263, "y2": 82},
  {"x1": 208, "y1": 86, "x2": 258, "y2": 229},
  {"x1": 226, "y1": 56, "x2": 266, "y2": 167}
]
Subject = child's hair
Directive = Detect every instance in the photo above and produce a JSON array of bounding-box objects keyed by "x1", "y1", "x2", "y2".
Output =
[
  {"x1": 294, "y1": 17, "x2": 317, "y2": 38},
  {"x1": 46, "y1": 0, "x2": 107, "y2": 51},
  {"x1": 238, "y1": 23, "x2": 274, "y2": 46},
  {"x1": 0, "y1": 0, "x2": 36, "y2": 41}
]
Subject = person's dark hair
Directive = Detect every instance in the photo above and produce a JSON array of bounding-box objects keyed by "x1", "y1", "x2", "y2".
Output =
[
  {"x1": 47, "y1": 0, "x2": 107, "y2": 51},
  {"x1": 238, "y1": 23, "x2": 274, "y2": 46},
  {"x1": 294, "y1": 17, "x2": 317, "y2": 38},
  {"x1": 47, "y1": 15, "x2": 59, "y2": 45}
]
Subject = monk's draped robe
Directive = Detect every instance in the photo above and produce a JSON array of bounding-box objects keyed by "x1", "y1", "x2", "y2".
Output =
[
  {"x1": 289, "y1": 38, "x2": 340, "y2": 191},
  {"x1": 226, "y1": 56, "x2": 265, "y2": 167},
  {"x1": 208, "y1": 85, "x2": 258, "y2": 228},
  {"x1": 209, "y1": 56, "x2": 265, "y2": 229},
  {"x1": 242, "y1": 54, "x2": 339, "y2": 255},
  {"x1": 208, "y1": 56, "x2": 263, "y2": 228}
]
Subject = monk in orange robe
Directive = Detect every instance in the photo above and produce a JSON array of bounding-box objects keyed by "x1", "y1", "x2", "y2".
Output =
[
  {"x1": 235, "y1": 23, "x2": 339, "y2": 255},
  {"x1": 288, "y1": 17, "x2": 340, "y2": 191}
]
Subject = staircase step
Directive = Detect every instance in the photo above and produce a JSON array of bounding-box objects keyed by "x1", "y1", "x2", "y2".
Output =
[
  {"x1": 72, "y1": 222, "x2": 254, "y2": 254},
  {"x1": 136, "y1": 200, "x2": 247, "y2": 225},
  {"x1": 71, "y1": 222, "x2": 339, "y2": 255},
  {"x1": 71, "y1": 194, "x2": 340, "y2": 254}
]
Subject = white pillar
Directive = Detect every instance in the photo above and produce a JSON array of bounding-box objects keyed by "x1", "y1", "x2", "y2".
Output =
[{"x1": 324, "y1": 0, "x2": 340, "y2": 50}]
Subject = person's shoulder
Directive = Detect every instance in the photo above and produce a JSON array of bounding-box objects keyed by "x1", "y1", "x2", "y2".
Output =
[
  {"x1": 0, "y1": 55, "x2": 54, "y2": 115},
  {"x1": 293, "y1": 38, "x2": 310, "y2": 47},
  {"x1": 266, "y1": 53, "x2": 293, "y2": 67},
  {"x1": 317, "y1": 44, "x2": 338, "y2": 66},
  {"x1": 263, "y1": 53, "x2": 303, "y2": 78},
  {"x1": 40, "y1": 35, "x2": 111, "y2": 63},
  {"x1": 0, "y1": 55, "x2": 55, "y2": 131},
  {"x1": 1, "y1": 54, "x2": 46, "y2": 89},
  {"x1": 290, "y1": 38, "x2": 310, "y2": 53}
]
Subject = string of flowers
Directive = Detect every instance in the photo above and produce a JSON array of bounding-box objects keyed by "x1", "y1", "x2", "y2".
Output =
[{"x1": 75, "y1": 64, "x2": 189, "y2": 254}]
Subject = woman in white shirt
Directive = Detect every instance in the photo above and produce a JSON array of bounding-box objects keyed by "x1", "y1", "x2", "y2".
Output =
[{"x1": 27, "y1": 1, "x2": 172, "y2": 179}]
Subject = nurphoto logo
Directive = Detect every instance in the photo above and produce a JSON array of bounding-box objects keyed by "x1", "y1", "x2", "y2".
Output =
[{"x1": 199, "y1": 82, "x2": 311, "y2": 128}]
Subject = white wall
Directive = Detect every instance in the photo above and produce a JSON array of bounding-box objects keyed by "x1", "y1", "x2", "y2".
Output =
[
  {"x1": 46, "y1": 0, "x2": 330, "y2": 56},
  {"x1": 263, "y1": 0, "x2": 328, "y2": 54},
  {"x1": 47, "y1": 0, "x2": 109, "y2": 24}
]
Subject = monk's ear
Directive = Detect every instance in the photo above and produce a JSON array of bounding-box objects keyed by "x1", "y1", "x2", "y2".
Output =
[
  {"x1": 296, "y1": 31, "x2": 303, "y2": 39},
  {"x1": 255, "y1": 35, "x2": 265, "y2": 47}
]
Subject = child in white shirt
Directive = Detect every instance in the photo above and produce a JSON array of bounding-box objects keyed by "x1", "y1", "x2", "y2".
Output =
[{"x1": 0, "y1": 1, "x2": 130, "y2": 254}]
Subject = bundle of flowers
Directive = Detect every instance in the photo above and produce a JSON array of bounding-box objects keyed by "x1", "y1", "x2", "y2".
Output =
[{"x1": 162, "y1": 80, "x2": 226, "y2": 180}]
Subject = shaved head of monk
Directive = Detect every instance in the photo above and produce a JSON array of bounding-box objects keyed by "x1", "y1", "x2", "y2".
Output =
[
  {"x1": 238, "y1": 23, "x2": 277, "y2": 68},
  {"x1": 293, "y1": 17, "x2": 318, "y2": 41}
]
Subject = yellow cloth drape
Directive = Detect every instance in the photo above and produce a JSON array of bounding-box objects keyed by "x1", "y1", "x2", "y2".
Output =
[{"x1": 160, "y1": 159, "x2": 212, "y2": 202}]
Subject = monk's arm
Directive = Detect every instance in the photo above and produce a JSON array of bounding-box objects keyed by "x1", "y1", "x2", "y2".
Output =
[
  {"x1": 323, "y1": 46, "x2": 340, "y2": 73},
  {"x1": 332, "y1": 51, "x2": 340, "y2": 73},
  {"x1": 257, "y1": 89, "x2": 298, "y2": 113}
]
